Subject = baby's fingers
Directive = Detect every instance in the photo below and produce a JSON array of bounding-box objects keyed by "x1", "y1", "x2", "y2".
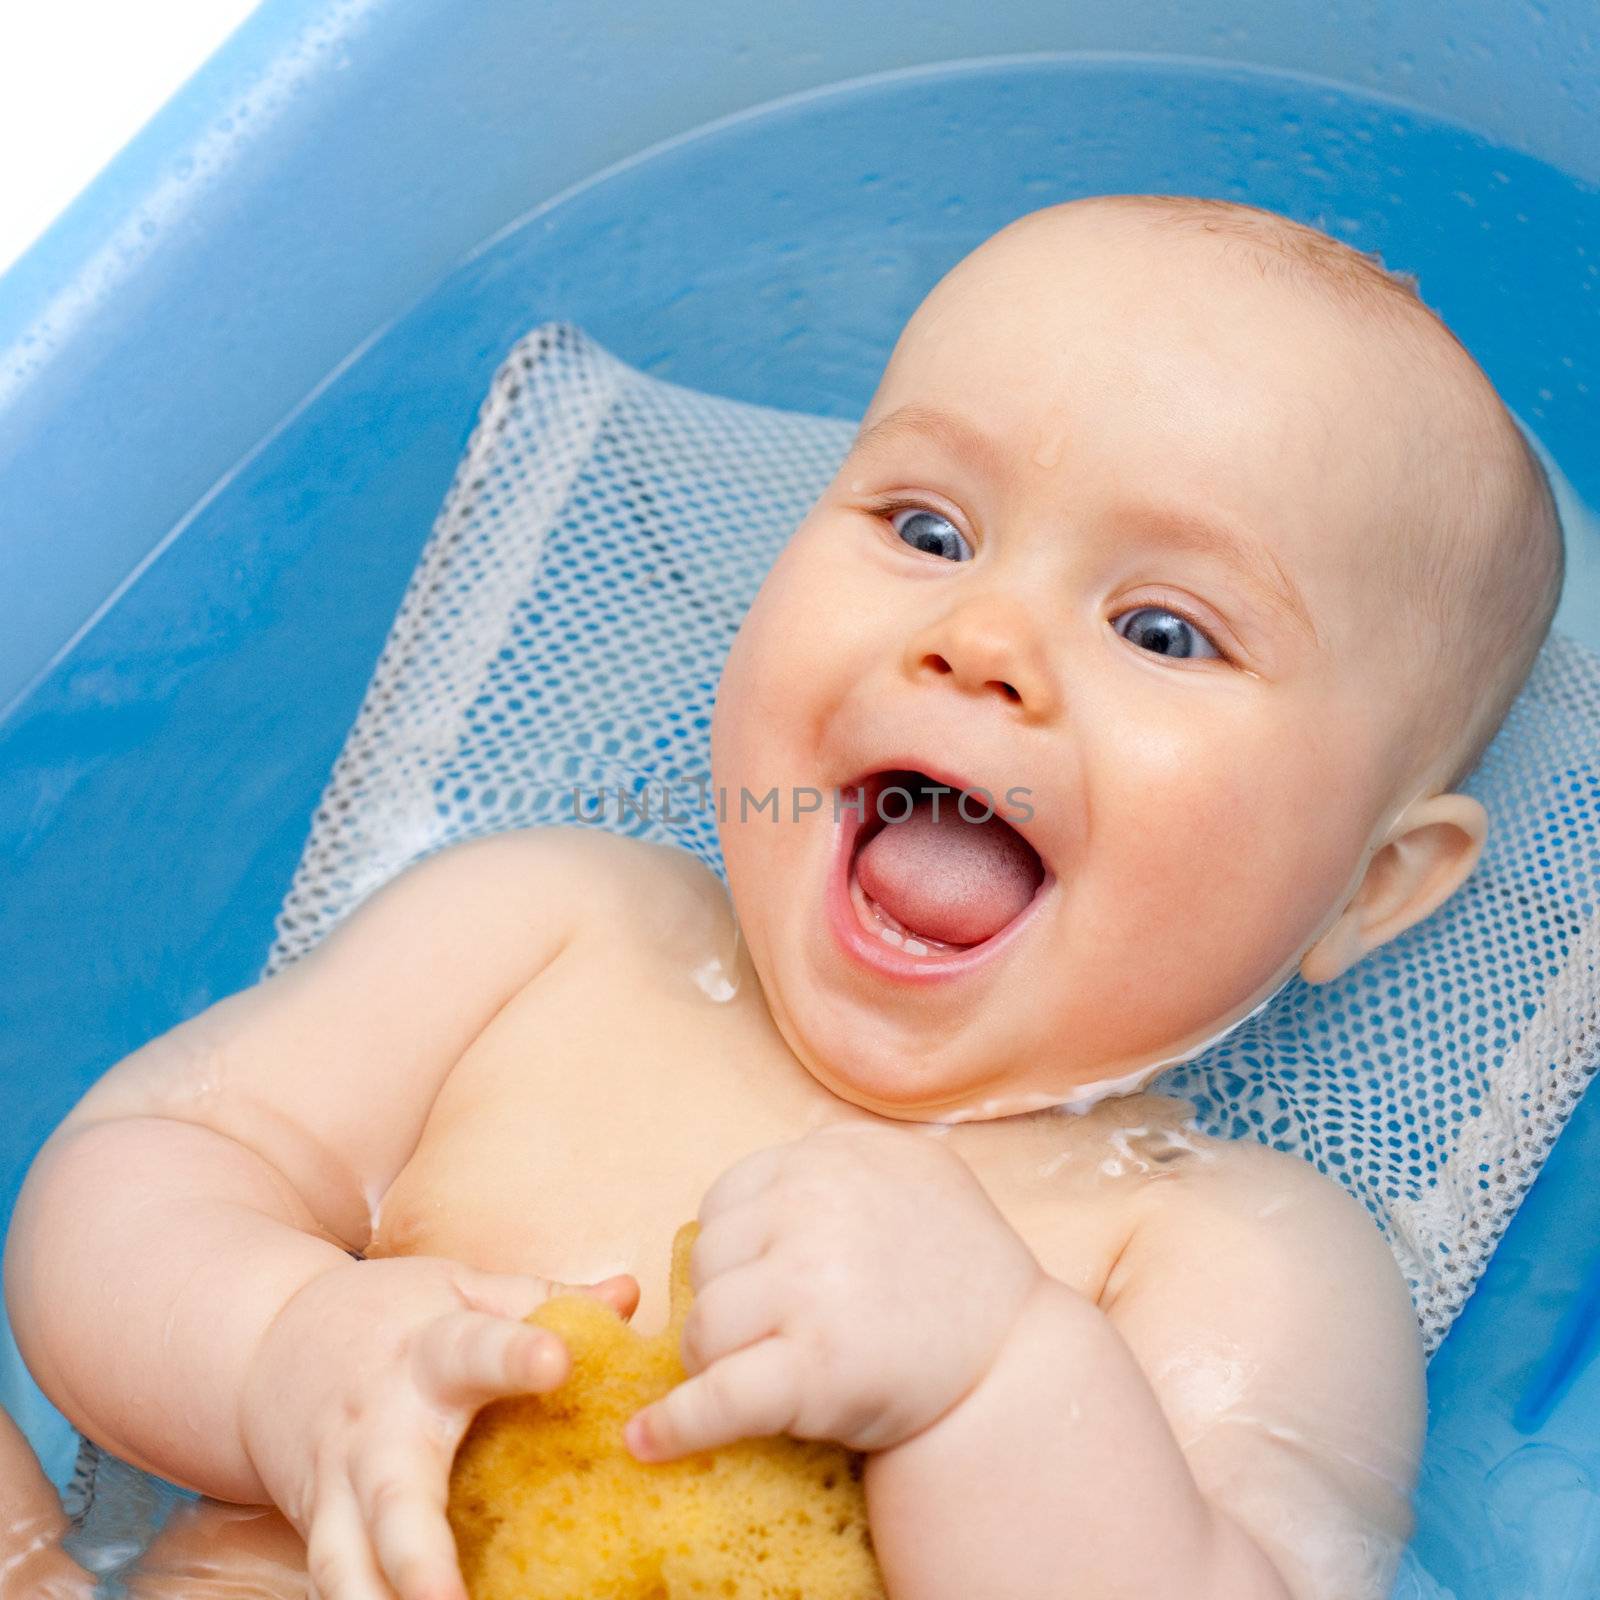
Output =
[
  {"x1": 625, "y1": 1337, "x2": 803, "y2": 1462},
  {"x1": 351, "y1": 1430, "x2": 468, "y2": 1600},
  {"x1": 585, "y1": 1267, "x2": 640, "y2": 1318},
  {"x1": 455, "y1": 1267, "x2": 640, "y2": 1324},
  {"x1": 305, "y1": 1475, "x2": 400, "y2": 1600},
  {"x1": 680, "y1": 1260, "x2": 780, "y2": 1375},
  {"x1": 416, "y1": 1309, "x2": 570, "y2": 1407}
]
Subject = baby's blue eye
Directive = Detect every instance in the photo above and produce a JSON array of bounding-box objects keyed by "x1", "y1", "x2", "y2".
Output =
[
  {"x1": 892, "y1": 507, "x2": 972, "y2": 562},
  {"x1": 1113, "y1": 606, "x2": 1221, "y2": 661}
]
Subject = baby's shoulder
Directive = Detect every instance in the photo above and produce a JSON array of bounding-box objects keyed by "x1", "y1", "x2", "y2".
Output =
[
  {"x1": 547, "y1": 825, "x2": 730, "y2": 917},
  {"x1": 369, "y1": 827, "x2": 731, "y2": 981},
  {"x1": 1119, "y1": 1124, "x2": 1416, "y2": 1333},
  {"x1": 462, "y1": 824, "x2": 737, "y2": 961},
  {"x1": 432, "y1": 823, "x2": 723, "y2": 908},
  {"x1": 1143, "y1": 1126, "x2": 1384, "y2": 1247}
]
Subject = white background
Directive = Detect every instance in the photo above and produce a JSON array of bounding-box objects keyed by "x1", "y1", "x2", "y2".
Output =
[{"x1": 0, "y1": 1, "x2": 261, "y2": 276}]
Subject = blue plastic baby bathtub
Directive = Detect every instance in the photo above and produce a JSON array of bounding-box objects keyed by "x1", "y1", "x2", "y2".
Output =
[{"x1": 1, "y1": 3, "x2": 1597, "y2": 1595}]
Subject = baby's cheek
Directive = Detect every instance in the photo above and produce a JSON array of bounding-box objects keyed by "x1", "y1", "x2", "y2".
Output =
[
  {"x1": 716, "y1": 559, "x2": 833, "y2": 765},
  {"x1": 1101, "y1": 720, "x2": 1366, "y2": 978}
]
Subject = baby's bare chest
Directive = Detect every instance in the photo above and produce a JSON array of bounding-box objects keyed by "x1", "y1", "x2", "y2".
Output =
[{"x1": 367, "y1": 935, "x2": 1160, "y2": 1335}]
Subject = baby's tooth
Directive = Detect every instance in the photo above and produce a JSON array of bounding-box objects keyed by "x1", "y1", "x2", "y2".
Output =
[
  {"x1": 879, "y1": 926, "x2": 904, "y2": 947},
  {"x1": 903, "y1": 939, "x2": 929, "y2": 956}
]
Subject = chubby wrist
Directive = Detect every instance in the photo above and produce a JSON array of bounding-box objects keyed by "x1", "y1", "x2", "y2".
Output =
[
  {"x1": 970, "y1": 1272, "x2": 1098, "y2": 1411},
  {"x1": 905, "y1": 1271, "x2": 1096, "y2": 1452}
]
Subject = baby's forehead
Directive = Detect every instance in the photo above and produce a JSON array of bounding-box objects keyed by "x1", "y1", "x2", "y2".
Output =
[
  {"x1": 957, "y1": 201, "x2": 1407, "y2": 314},
  {"x1": 886, "y1": 208, "x2": 1502, "y2": 525},
  {"x1": 902, "y1": 216, "x2": 1378, "y2": 408}
]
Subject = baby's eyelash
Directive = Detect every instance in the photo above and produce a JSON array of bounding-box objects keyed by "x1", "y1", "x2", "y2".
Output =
[{"x1": 871, "y1": 496, "x2": 961, "y2": 527}]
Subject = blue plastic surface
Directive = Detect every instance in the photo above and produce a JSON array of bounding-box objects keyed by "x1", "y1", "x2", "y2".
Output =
[
  {"x1": 1, "y1": 8, "x2": 1597, "y2": 1597},
  {"x1": 3, "y1": 0, "x2": 1599, "y2": 717},
  {"x1": 1516, "y1": 1261, "x2": 1600, "y2": 1435}
]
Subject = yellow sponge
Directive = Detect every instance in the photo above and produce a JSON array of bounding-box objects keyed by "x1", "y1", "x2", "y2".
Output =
[{"x1": 448, "y1": 1222, "x2": 886, "y2": 1600}]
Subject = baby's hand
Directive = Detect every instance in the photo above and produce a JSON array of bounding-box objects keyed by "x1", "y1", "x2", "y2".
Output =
[
  {"x1": 239, "y1": 1253, "x2": 638, "y2": 1600},
  {"x1": 625, "y1": 1123, "x2": 1045, "y2": 1462}
]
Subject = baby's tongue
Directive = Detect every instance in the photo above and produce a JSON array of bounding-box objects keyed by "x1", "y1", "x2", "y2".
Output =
[{"x1": 854, "y1": 797, "x2": 1041, "y2": 946}]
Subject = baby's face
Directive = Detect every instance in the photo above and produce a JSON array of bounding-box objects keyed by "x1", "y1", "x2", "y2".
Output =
[{"x1": 711, "y1": 206, "x2": 1441, "y2": 1121}]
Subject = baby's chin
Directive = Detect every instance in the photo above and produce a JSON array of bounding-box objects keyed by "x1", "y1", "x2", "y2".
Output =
[
  {"x1": 770, "y1": 971, "x2": 1269, "y2": 1124},
  {"x1": 777, "y1": 1017, "x2": 1160, "y2": 1125}
]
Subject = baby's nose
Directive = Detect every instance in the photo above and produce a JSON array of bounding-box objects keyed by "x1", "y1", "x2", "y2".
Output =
[{"x1": 903, "y1": 594, "x2": 1059, "y2": 720}]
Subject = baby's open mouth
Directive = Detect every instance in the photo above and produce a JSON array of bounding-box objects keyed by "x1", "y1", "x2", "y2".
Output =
[{"x1": 833, "y1": 767, "x2": 1050, "y2": 972}]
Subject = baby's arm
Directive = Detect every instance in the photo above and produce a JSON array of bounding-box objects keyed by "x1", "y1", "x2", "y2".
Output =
[
  {"x1": 3, "y1": 829, "x2": 636, "y2": 1579},
  {"x1": 864, "y1": 1144, "x2": 1425, "y2": 1600}
]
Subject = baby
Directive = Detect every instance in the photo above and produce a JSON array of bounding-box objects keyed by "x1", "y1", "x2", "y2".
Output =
[{"x1": 4, "y1": 195, "x2": 1564, "y2": 1600}]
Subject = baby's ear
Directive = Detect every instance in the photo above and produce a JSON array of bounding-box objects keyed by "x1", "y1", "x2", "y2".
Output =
[{"x1": 1299, "y1": 794, "x2": 1489, "y2": 985}]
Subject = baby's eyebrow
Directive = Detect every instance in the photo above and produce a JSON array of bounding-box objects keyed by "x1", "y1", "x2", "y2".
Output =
[
  {"x1": 1115, "y1": 502, "x2": 1322, "y2": 648},
  {"x1": 850, "y1": 404, "x2": 1011, "y2": 484},
  {"x1": 850, "y1": 402, "x2": 1320, "y2": 648}
]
